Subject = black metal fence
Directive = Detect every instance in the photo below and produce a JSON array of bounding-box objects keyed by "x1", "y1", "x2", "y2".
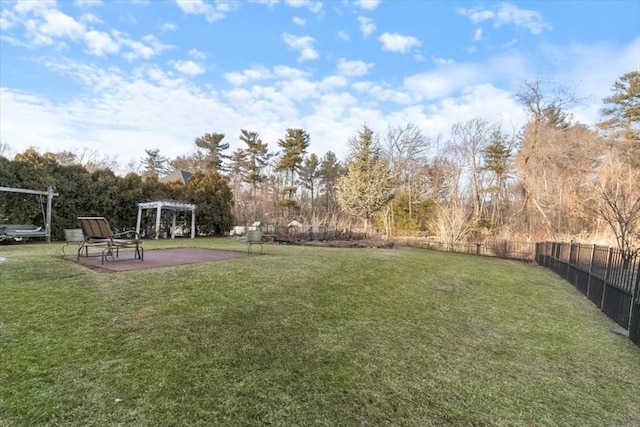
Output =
[{"x1": 536, "y1": 242, "x2": 640, "y2": 347}]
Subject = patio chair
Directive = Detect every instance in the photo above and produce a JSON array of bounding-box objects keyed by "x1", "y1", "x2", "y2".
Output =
[
  {"x1": 77, "y1": 217, "x2": 143, "y2": 264},
  {"x1": 246, "y1": 229, "x2": 264, "y2": 254},
  {"x1": 61, "y1": 228, "x2": 84, "y2": 256}
]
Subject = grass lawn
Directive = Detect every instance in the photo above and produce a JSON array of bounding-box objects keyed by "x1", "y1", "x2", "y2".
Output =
[{"x1": 1, "y1": 238, "x2": 639, "y2": 426}]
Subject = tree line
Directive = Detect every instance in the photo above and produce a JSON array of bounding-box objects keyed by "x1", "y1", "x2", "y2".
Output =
[{"x1": 1, "y1": 72, "x2": 638, "y2": 252}]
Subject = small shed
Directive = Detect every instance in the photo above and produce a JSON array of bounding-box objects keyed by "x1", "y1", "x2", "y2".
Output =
[{"x1": 136, "y1": 201, "x2": 197, "y2": 239}]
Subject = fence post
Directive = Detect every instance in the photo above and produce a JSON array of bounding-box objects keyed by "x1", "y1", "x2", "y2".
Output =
[
  {"x1": 601, "y1": 247, "x2": 613, "y2": 311},
  {"x1": 565, "y1": 243, "x2": 571, "y2": 280},
  {"x1": 586, "y1": 244, "x2": 596, "y2": 298},
  {"x1": 574, "y1": 243, "x2": 582, "y2": 286},
  {"x1": 630, "y1": 257, "x2": 640, "y2": 345}
]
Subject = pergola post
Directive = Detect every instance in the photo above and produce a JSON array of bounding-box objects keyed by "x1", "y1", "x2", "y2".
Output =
[
  {"x1": 155, "y1": 204, "x2": 162, "y2": 239},
  {"x1": 136, "y1": 205, "x2": 143, "y2": 236},
  {"x1": 191, "y1": 210, "x2": 196, "y2": 238},
  {"x1": 171, "y1": 212, "x2": 177, "y2": 239}
]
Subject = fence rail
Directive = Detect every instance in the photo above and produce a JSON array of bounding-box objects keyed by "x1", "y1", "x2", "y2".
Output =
[{"x1": 536, "y1": 242, "x2": 640, "y2": 347}]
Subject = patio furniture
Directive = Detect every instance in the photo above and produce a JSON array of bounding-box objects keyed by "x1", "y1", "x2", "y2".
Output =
[
  {"x1": 62, "y1": 228, "x2": 84, "y2": 256},
  {"x1": 246, "y1": 229, "x2": 264, "y2": 254},
  {"x1": 77, "y1": 217, "x2": 143, "y2": 264},
  {"x1": 0, "y1": 224, "x2": 48, "y2": 242}
]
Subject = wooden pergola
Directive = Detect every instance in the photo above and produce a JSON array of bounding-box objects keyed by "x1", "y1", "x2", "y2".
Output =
[{"x1": 136, "y1": 201, "x2": 197, "y2": 239}]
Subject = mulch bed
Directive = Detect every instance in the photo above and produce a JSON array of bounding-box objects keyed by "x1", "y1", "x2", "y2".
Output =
[{"x1": 64, "y1": 247, "x2": 249, "y2": 272}]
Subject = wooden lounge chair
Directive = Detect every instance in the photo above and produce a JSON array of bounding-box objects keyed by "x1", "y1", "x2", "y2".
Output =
[{"x1": 77, "y1": 217, "x2": 143, "y2": 264}]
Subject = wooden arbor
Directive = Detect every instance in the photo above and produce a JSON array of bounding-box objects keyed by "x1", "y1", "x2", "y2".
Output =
[{"x1": 135, "y1": 201, "x2": 196, "y2": 239}]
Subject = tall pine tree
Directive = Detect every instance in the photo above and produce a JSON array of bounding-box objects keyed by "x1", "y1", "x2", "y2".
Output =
[{"x1": 336, "y1": 125, "x2": 395, "y2": 233}]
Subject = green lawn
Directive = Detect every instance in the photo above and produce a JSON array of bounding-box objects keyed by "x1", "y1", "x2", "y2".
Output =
[{"x1": 1, "y1": 239, "x2": 639, "y2": 426}]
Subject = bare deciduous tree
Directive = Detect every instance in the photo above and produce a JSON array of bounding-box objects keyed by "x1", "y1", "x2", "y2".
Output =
[
  {"x1": 431, "y1": 202, "x2": 474, "y2": 246},
  {"x1": 589, "y1": 153, "x2": 640, "y2": 255},
  {"x1": 451, "y1": 118, "x2": 495, "y2": 221},
  {"x1": 0, "y1": 141, "x2": 12, "y2": 158},
  {"x1": 382, "y1": 123, "x2": 431, "y2": 233},
  {"x1": 515, "y1": 78, "x2": 579, "y2": 238}
]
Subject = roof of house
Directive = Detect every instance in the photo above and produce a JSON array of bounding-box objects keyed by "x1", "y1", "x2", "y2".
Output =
[{"x1": 160, "y1": 170, "x2": 193, "y2": 184}]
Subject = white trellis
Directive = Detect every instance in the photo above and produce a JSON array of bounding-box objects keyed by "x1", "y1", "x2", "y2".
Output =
[{"x1": 136, "y1": 201, "x2": 196, "y2": 239}]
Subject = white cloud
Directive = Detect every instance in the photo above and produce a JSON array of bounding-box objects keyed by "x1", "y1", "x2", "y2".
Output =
[
  {"x1": 320, "y1": 75, "x2": 348, "y2": 90},
  {"x1": 225, "y1": 65, "x2": 273, "y2": 85},
  {"x1": 2, "y1": 2, "x2": 172, "y2": 60},
  {"x1": 161, "y1": 22, "x2": 178, "y2": 32},
  {"x1": 378, "y1": 32, "x2": 421, "y2": 54},
  {"x1": 74, "y1": 0, "x2": 103, "y2": 6},
  {"x1": 173, "y1": 60, "x2": 205, "y2": 76},
  {"x1": 403, "y1": 64, "x2": 479, "y2": 100},
  {"x1": 273, "y1": 65, "x2": 309, "y2": 80},
  {"x1": 24, "y1": 19, "x2": 53, "y2": 46},
  {"x1": 37, "y1": 9, "x2": 86, "y2": 42},
  {"x1": 0, "y1": 7, "x2": 18, "y2": 31},
  {"x1": 175, "y1": 0, "x2": 226, "y2": 22},
  {"x1": 84, "y1": 30, "x2": 120, "y2": 55},
  {"x1": 283, "y1": 0, "x2": 322, "y2": 14},
  {"x1": 277, "y1": 77, "x2": 318, "y2": 100},
  {"x1": 248, "y1": 0, "x2": 280, "y2": 7},
  {"x1": 458, "y1": 3, "x2": 552, "y2": 34},
  {"x1": 473, "y1": 28, "x2": 483, "y2": 41},
  {"x1": 351, "y1": 82, "x2": 411, "y2": 104},
  {"x1": 144, "y1": 65, "x2": 185, "y2": 88},
  {"x1": 459, "y1": 8, "x2": 494, "y2": 24},
  {"x1": 188, "y1": 48, "x2": 207, "y2": 59},
  {"x1": 336, "y1": 58, "x2": 373, "y2": 77},
  {"x1": 357, "y1": 16, "x2": 375, "y2": 38},
  {"x1": 282, "y1": 32, "x2": 319, "y2": 62},
  {"x1": 431, "y1": 56, "x2": 454, "y2": 66},
  {"x1": 354, "y1": 0, "x2": 381, "y2": 11},
  {"x1": 142, "y1": 34, "x2": 172, "y2": 52},
  {"x1": 14, "y1": 1, "x2": 56, "y2": 14},
  {"x1": 351, "y1": 81, "x2": 372, "y2": 92},
  {"x1": 292, "y1": 16, "x2": 305, "y2": 26},
  {"x1": 122, "y1": 39, "x2": 155, "y2": 60},
  {"x1": 0, "y1": 88, "x2": 85, "y2": 152},
  {"x1": 540, "y1": 37, "x2": 640, "y2": 125},
  {"x1": 80, "y1": 13, "x2": 103, "y2": 24},
  {"x1": 337, "y1": 30, "x2": 349, "y2": 41}
]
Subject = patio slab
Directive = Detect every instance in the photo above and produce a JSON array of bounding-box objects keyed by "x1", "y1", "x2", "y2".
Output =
[{"x1": 65, "y1": 247, "x2": 249, "y2": 272}]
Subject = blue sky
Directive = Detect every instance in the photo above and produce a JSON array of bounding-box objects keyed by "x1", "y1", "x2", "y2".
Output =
[{"x1": 1, "y1": 0, "x2": 639, "y2": 171}]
